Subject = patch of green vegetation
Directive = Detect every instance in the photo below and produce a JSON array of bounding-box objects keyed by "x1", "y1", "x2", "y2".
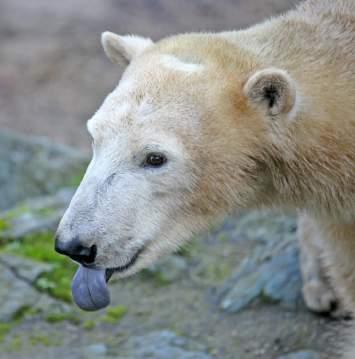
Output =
[
  {"x1": 4, "y1": 332, "x2": 63, "y2": 352},
  {"x1": 66, "y1": 167, "x2": 87, "y2": 187},
  {"x1": 36, "y1": 266, "x2": 74, "y2": 302},
  {"x1": 1, "y1": 231, "x2": 76, "y2": 302},
  {"x1": 0, "y1": 309, "x2": 42, "y2": 346},
  {"x1": 36, "y1": 207, "x2": 57, "y2": 217},
  {"x1": 3, "y1": 231, "x2": 56, "y2": 261},
  {"x1": 176, "y1": 239, "x2": 200, "y2": 258},
  {"x1": 29, "y1": 333, "x2": 62, "y2": 347},
  {"x1": 45, "y1": 311, "x2": 81, "y2": 325},
  {"x1": 206, "y1": 262, "x2": 232, "y2": 282},
  {"x1": 12, "y1": 306, "x2": 39, "y2": 321},
  {"x1": 6, "y1": 335, "x2": 23, "y2": 352},
  {"x1": 2, "y1": 205, "x2": 30, "y2": 221},
  {"x1": 0, "y1": 323, "x2": 14, "y2": 342},
  {"x1": 0, "y1": 218, "x2": 10, "y2": 232},
  {"x1": 259, "y1": 291, "x2": 279, "y2": 305},
  {"x1": 176, "y1": 245, "x2": 191, "y2": 258},
  {"x1": 101, "y1": 305, "x2": 128, "y2": 324},
  {"x1": 141, "y1": 269, "x2": 172, "y2": 287},
  {"x1": 82, "y1": 319, "x2": 96, "y2": 330},
  {"x1": 194, "y1": 260, "x2": 233, "y2": 284},
  {"x1": 217, "y1": 233, "x2": 229, "y2": 242}
]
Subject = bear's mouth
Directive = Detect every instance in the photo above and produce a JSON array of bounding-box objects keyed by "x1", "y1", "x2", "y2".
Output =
[
  {"x1": 105, "y1": 246, "x2": 145, "y2": 281},
  {"x1": 72, "y1": 246, "x2": 145, "y2": 311}
]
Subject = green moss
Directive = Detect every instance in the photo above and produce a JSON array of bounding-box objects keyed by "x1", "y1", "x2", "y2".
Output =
[
  {"x1": 36, "y1": 266, "x2": 74, "y2": 302},
  {"x1": 12, "y1": 306, "x2": 37, "y2": 321},
  {"x1": 217, "y1": 233, "x2": 229, "y2": 242},
  {"x1": 66, "y1": 168, "x2": 86, "y2": 187},
  {"x1": 208, "y1": 262, "x2": 232, "y2": 282},
  {"x1": 176, "y1": 239, "x2": 200, "y2": 258},
  {"x1": 152, "y1": 273, "x2": 172, "y2": 286},
  {"x1": 1, "y1": 231, "x2": 76, "y2": 302},
  {"x1": 45, "y1": 311, "x2": 81, "y2": 325},
  {"x1": 194, "y1": 261, "x2": 233, "y2": 284},
  {"x1": 4, "y1": 333, "x2": 62, "y2": 351},
  {"x1": 101, "y1": 305, "x2": 127, "y2": 324},
  {"x1": 36, "y1": 207, "x2": 56, "y2": 217},
  {"x1": 0, "y1": 218, "x2": 10, "y2": 232},
  {"x1": 6, "y1": 335, "x2": 23, "y2": 352},
  {"x1": 29, "y1": 333, "x2": 61, "y2": 347},
  {"x1": 141, "y1": 269, "x2": 172, "y2": 287},
  {"x1": 82, "y1": 320, "x2": 96, "y2": 330},
  {"x1": 2, "y1": 205, "x2": 30, "y2": 221},
  {"x1": 176, "y1": 245, "x2": 191, "y2": 258},
  {"x1": 0, "y1": 323, "x2": 13, "y2": 342}
]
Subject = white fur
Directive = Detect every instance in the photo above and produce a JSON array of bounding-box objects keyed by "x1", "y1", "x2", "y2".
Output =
[
  {"x1": 101, "y1": 32, "x2": 153, "y2": 65},
  {"x1": 159, "y1": 55, "x2": 204, "y2": 73}
]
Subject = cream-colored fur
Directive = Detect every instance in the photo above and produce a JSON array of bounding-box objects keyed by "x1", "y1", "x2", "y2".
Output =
[
  {"x1": 299, "y1": 213, "x2": 346, "y2": 318},
  {"x1": 57, "y1": 0, "x2": 355, "y2": 355}
]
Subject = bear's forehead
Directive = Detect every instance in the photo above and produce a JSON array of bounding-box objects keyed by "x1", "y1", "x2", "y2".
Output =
[
  {"x1": 86, "y1": 53, "x2": 213, "y2": 147},
  {"x1": 88, "y1": 66, "x2": 204, "y2": 138}
]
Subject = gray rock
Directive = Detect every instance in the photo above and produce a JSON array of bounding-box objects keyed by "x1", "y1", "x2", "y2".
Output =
[
  {"x1": 217, "y1": 210, "x2": 297, "y2": 245},
  {"x1": 0, "y1": 254, "x2": 66, "y2": 321},
  {"x1": 117, "y1": 330, "x2": 214, "y2": 359},
  {"x1": 0, "y1": 130, "x2": 88, "y2": 210},
  {"x1": 0, "y1": 261, "x2": 40, "y2": 321},
  {"x1": 83, "y1": 343, "x2": 108, "y2": 358},
  {"x1": 0, "y1": 254, "x2": 52, "y2": 282},
  {"x1": 143, "y1": 255, "x2": 188, "y2": 284},
  {"x1": 277, "y1": 350, "x2": 320, "y2": 359},
  {"x1": 0, "y1": 188, "x2": 75, "y2": 241},
  {"x1": 218, "y1": 212, "x2": 303, "y2": 313}
]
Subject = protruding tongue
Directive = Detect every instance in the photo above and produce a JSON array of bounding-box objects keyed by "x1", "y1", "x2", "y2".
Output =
[{"x1": 71, "y1": 266, "x2": 111, "y2": 311}]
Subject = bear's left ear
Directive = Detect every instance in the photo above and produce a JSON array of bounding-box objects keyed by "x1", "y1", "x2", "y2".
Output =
[
  {"x1": 243, "y1": 68, "x2": 296, "y2": 116},
  {"x1": 101, "y1": 32, "x2": 154, "y2": 66}
]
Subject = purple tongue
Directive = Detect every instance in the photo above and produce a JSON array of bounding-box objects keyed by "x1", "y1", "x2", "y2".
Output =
[{"x1": 71, "y1": 266, "x2": 111, "y2": 311}]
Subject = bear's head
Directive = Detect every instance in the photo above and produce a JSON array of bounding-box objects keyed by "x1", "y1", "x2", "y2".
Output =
[{"x1": 55, "y1": 32, "x2": 298, "y2": 310}]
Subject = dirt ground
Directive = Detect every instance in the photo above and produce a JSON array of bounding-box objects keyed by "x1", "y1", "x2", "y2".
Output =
[{"x1": 0, "y1": 0, "x2": 296, "y2": 152}]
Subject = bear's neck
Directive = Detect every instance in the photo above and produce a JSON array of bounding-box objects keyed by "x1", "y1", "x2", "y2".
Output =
[
  {"x1": 220, "y1": 3, "x2": 355, "y2": 222},
  {"x1": 266, "y1": 137, "x2": 355, "y2": 222}
]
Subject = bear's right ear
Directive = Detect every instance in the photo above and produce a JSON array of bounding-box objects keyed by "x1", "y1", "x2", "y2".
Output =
[
  {"x1": 243, "y1": 68, "x2": 296, "y2": 117},
  {"x1": 101, "y1": 32, "x2": 153, "y2": 66}
]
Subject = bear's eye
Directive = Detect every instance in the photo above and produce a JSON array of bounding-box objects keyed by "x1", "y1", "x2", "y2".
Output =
[{"x1": 143, "y1": 153, "x2": 167, "y2": 168}]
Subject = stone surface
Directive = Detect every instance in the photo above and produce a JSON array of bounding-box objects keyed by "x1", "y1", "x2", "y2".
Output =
[
  {"x1": 0, "y1": 130, "x2": 87, "y2": 210},
  {"x1": 218, "y1": 212, "x2": 303, "y2": 313},
  {"x1": 221, "y1": 210, "x2": 298, "y2": 245},
  {"x1": 0, "y1": 255, "x2": 61, "y2": 322},
  {"x1": 0, "y1": 261, "x2": 40, "y2": 322},
  {"x1": 83, "y1": 343, "x2": 108, "y2": 358},
  {"x1": 117, "y1": 330, "x2": 214, "y2": 359},
  {"x1": 0, "y1": 254, "x2": 52, "y2": 283},
  {"x1": 0, "y1": 188, "x2": 75, "y2": 241},
  {"x1": 277, "y1": 350, "x2": 320, "y2": 359},
  {"x1": 143, "y1": 255, "x2": 189, "y2": 284}
]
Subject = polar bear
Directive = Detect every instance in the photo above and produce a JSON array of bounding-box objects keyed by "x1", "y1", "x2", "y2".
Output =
[{"x1": 56, "y1": 0, "x2": 355, "y2": 353}]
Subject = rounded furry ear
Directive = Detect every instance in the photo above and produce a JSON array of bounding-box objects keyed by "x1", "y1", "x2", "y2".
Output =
[
  {"x1": 243, "y1": 68, "x2": 296, "y2": 116},
  {"x1": 101, "y1": 32, "x2": 153, "y2": 66}
]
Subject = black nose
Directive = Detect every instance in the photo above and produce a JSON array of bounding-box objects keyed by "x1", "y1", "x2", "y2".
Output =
[{"x1": 55, "y1": 236, "x2": 97, "y2": 265}]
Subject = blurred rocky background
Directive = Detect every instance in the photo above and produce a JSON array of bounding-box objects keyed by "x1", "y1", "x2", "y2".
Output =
[{"x1": 0, "y1": 1, "x2": 343, "y2": 358}]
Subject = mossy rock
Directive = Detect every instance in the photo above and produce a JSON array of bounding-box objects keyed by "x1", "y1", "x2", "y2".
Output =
[
  {"x1": 0, "y1": 189, "x2": 75, "y2": 243},
  {"x1": 0, "y1": 230, "x2": 76, "y2": 303},
  {"x1": 101, "y1": 305, "x2": 128, "y2": 324}
]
